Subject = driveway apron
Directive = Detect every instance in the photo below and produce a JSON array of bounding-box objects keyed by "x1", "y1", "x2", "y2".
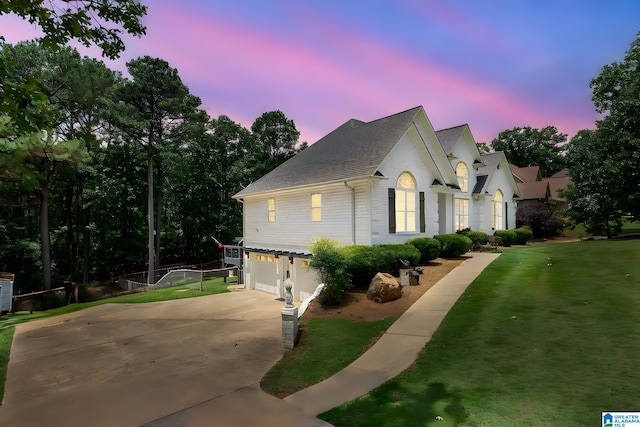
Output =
[{"x1": 0, "y1": 290, "x2": 327, "y2": 426}]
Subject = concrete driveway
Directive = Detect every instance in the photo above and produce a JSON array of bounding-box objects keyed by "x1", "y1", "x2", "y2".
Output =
[{"x1": 0, "y1": 290, "x2": 330, "y2": 427}]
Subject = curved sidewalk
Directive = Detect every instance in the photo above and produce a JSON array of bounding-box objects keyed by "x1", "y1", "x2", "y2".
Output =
[{"x1": 284, "y1": 252, "x2": 500, "y2": 417}]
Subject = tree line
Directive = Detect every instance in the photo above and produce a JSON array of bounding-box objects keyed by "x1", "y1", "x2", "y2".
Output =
[
  {"x1": 0, "y1": 42, "x2": 304, "y2": 292},
  {"x1": 486, "y1": 33, "x2": 640, "y2": 239},
  {"x1": 2, "y1": 1, "x2": 638, "y2": 292}
]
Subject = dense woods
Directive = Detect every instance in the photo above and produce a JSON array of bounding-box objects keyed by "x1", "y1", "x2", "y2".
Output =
[{"x1": 0, "y1": 42, "x2": 303, "y2": 292}]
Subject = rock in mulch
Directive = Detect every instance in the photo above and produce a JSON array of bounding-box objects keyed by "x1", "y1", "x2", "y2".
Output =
[{"x1": 366, "y1": 272, "x2": 402, "y2": 303}]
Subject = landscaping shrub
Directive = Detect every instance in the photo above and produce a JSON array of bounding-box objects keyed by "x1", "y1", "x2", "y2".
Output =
[
  {"x1": 513, "y1": 227, "x2": 534, "y2": 245},
  {"x1": 309, "y1": 238, "x2": 351, "y2": 305},
  {"x1": 494, "y1": 229, "x2": 517, "y2": 247},
  {"x1": 378, "y1": 244, "x2": 420, "y2": 275},
  {"x1": 516, "y1": 200, "x2": 565, "y2": 237},
  {"x1": 433, "y1": 234, "x2": 472, "y2": 257},
  {"x1": 341, "y1": 245, "x2": 379, "y2": 287},
  {"x1": 407, "y1": 237, "x2": 441, "y2": 263},
  {"x1": 456, "y1": 229, "x2": 488, "y2": 250},
  {"x1": 341, "y1": 244, "x2": 420, "y2": 287}
]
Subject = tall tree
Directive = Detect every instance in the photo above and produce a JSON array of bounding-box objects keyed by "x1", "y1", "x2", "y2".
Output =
[
  {"x1": 0, "y1": 129, "x2": 89, "y2": 289},
  {"x1": 491, "y1": 126, "x2": 567, "y2": 177},
  {"x1": 113, "y1": 56, "x2": 202, "y2": 282},
  {"x1": 171, "y1": 115, "x2": 252, "y2": 253},
  {"x1": 588, "y1": 32, "x2": 640, "y2": 219},
  {"x1": 562, "y1": 129, "x2": 621, "y2": 238},
  {"x1": 2, "y1": 42, "x2": 116, "y2": 283},
  {"x1": 250, "y1": 110, "x2": 301, "y2": 178},
  {"x1": 0, "y1": 0, "x2": 147, "y2": 133}
]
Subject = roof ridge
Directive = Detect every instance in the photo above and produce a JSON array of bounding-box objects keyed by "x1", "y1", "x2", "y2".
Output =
[
  {"x1": 357, "y1": 105, "x2": 422, "y2": 126},
  {"x1": 435, "y1": 123, "x2": 468, "y2": 133}
]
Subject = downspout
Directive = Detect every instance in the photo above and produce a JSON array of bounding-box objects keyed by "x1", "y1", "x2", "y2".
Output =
[{"x1": 344, "y1": 182, "x2": 356, "y2": 244}]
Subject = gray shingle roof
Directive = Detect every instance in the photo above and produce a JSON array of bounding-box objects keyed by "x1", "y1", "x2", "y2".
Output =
[
  {"x1": 235, "y1": 106, "x2": 423, "y2": 197},
  {"x1": 435, "y1": 124, "x2": 467, "y2": 155}
]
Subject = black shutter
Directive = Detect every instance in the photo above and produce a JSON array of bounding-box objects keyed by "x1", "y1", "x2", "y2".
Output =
[
  {"x1": 419, "y1": 191, "x2": 425, "y2": 233},
  {"x1": 388, "y1": 188, "x2": 396, "y2": 234}
]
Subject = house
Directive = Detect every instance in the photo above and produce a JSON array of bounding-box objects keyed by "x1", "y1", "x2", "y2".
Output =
[
  {"x1": 511, "y1": 165, "x2": 571, "y2": 213},
  {"x1": 233, "y1": 106, "x2": 520, "y2": 301}
]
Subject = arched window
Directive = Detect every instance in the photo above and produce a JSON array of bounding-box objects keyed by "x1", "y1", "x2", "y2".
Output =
[
  {"x1": 456, "y1": 162, "x2": 469, "y2": 193},
  {"x1": 395, "y1": 172, "x2": 417, "y2": 232},
  {"x1": 492, "y1": 189, "x2": 504, "y2": 230}
]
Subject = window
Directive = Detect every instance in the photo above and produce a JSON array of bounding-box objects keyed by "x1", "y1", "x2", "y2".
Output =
[
  {"x1": 455, "y1": 198, "x2": 469, "y2": 230},
  {"x1": 311, "y1": 193, "x2": 322, "y2": 221},
  {"x1": 456, "y1": 162, "x2": 469, "y2": 192},
  {"x1": 256, "y1": 254, "x2": 276, "y2": 262},
  {"x1": 395, "y1": 172, "x2": 417, "y2": 232},
  {"x1": 267, "y1": 198, "x2": 276, "y2": 222},
  {"x1": 492, "y1": 190, "x2": 504, "y2": 230}
]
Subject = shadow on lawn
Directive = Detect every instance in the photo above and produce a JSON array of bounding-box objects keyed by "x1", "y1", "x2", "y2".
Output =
[{"x1": 327, "y1": 381, "x2": 468, "y2": 426}]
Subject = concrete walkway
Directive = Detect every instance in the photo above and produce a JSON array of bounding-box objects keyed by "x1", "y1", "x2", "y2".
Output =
[
  {"x1": 284, "y1": 252, "x2": 500, "y2": 416},
  {"x1": 0, "y1": 252, "x2": 498, "y2": 426}
]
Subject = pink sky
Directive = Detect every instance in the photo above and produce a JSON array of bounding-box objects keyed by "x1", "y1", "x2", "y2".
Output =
[{"x1": 1, "y1": 1, "x2": 637, "y2": 144}]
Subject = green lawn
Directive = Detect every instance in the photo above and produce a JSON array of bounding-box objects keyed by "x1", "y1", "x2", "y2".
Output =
[
  {"x1": 261, "y1": 317, "x2": 397, "y2": 398},
  {"x1": 320, "y1": 239, "x2": 640, "y2": 426},
  {"x1": 0, "y1": 276, "x2": 231, "y2": 329},
  {"x1": 0, "y1": 327, "x2": 14, "y2": 404}
]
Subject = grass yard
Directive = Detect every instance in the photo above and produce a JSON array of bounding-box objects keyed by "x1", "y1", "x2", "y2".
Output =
[
  {"x1": 0, "y1": 327, "x2": 14, "y2": 404},
  {"x1": 261, "y1": 317, "x2": 397, "y2": 398},
  {"x1": 320, "y1": 239, "x2": 640, "y2": 426},
  {"x1": 0, "y1": 276, "x2": 231, "y2": 329}
]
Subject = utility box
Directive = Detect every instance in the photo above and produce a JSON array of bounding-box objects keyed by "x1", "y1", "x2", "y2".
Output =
[{"x1": 0, "y1": 273, "x2": 15, "y2": 313}]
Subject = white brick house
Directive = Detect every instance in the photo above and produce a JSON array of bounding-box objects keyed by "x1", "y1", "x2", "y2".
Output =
[{"x1": 233, "y1": 106, "x2": 519, "y2": 300}]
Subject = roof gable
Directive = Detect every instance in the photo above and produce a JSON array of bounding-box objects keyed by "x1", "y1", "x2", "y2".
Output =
[
  {"x1": 474, "y1": 151, "x2": 520, "y2": 197},
  {"x1": 547, "y1": 175, "x2": 571, "y2": 201},
  {"x1": 235, "y1": 106, "x2": 450, "y2": 197},
  {"x1": 509, "y1": 164, "x2": 541, "y2": 183},
  {"x1": 517, "y1": 181, "x2": 550, "y2": 200},
  {"x1": 435, "y1": 124, "x2": 483, "y2": 165}
]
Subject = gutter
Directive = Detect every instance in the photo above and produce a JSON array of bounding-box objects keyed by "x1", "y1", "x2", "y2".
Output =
[{"x1": 344, "y1": 181, "x2": 356, "y2": 244}]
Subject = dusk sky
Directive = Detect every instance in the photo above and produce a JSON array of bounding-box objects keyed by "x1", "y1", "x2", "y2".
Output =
[{"x1": 2, "y1": 1, "x2": 639, "y2": 145}]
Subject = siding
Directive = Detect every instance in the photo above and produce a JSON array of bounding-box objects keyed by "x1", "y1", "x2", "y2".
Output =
[
  {"x1": 243, "y1": 181, "x2": 362, "y2": 250},
  {"x1": 373, "y1": 131, "x2": 442, "y2": 243},
  {"x1": 477, "y1": 160, "x2": 518, "y2": 233}
]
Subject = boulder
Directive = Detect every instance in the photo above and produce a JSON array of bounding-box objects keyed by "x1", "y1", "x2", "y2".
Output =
[{"x1": 367, "y1": 272, "x2": 402, "y2": 303}]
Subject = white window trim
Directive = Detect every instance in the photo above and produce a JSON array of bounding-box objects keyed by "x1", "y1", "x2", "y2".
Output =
[{"x1": 311, "y1": 193, "x2": 322, "y2": 222}]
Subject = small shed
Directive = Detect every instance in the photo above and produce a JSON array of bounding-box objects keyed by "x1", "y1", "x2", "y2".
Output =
[{"x1": 0, "y1": 272, "x2": 15, "y2": 313}]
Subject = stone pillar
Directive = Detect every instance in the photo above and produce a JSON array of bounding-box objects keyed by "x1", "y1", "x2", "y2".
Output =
[{"x1": 281, "y1": 305, "x2": 298, "y2": 350}]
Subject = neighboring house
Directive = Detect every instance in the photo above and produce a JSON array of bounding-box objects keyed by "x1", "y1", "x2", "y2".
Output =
[
  {"x1": 511, "y1": 165, "x2": 571, "y2": 212},
  {"x1": 233, "y1": 106, "x2": 520, "y2": 301}
]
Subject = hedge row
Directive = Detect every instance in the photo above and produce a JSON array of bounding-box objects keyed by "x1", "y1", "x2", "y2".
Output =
[
  {"x1": 341, "y1": 244, "x2": 420, "y2": 286},
  {"x1": 407, "y1": 237, "x2": 441, "y2": 264},
  {"x1": 494, "y1": 227, "x2": 533, "y2": 246},
  {"x1": 433, "y1": 234, "x2": 473, "y2": 257},
  {"x1": 456, "y1": 229, "x2": 489, "y2": 249}
]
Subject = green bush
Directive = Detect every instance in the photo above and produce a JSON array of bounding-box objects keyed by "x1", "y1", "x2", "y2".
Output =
[
  {"x1": 407, "y1": 237, "x2": 441, "y2": 263},
  {"x1": 513, "y1": 227, "x2": 534, "y2": 245},
  {"x1": 341, "y1": 244, "x2": 420, "y2": 287},
  {"x1": 494, "y1": 230, "x2": 517, "y2": 247},
  {"x1": 341, "y1": 245, "x2": 379, "y2": 287},
  {"x1": 456, "y1": 230, "x2": 489, "y2": 249},
  {"x1": 433, "y1": 234, "x2": 472, "y2": 257},
  {"x1": 378, "y1": 244, "x2": 420, "y2": 275},
  {"x1": 309, "y1": 238, "x2": 351, "y2": 305}
]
